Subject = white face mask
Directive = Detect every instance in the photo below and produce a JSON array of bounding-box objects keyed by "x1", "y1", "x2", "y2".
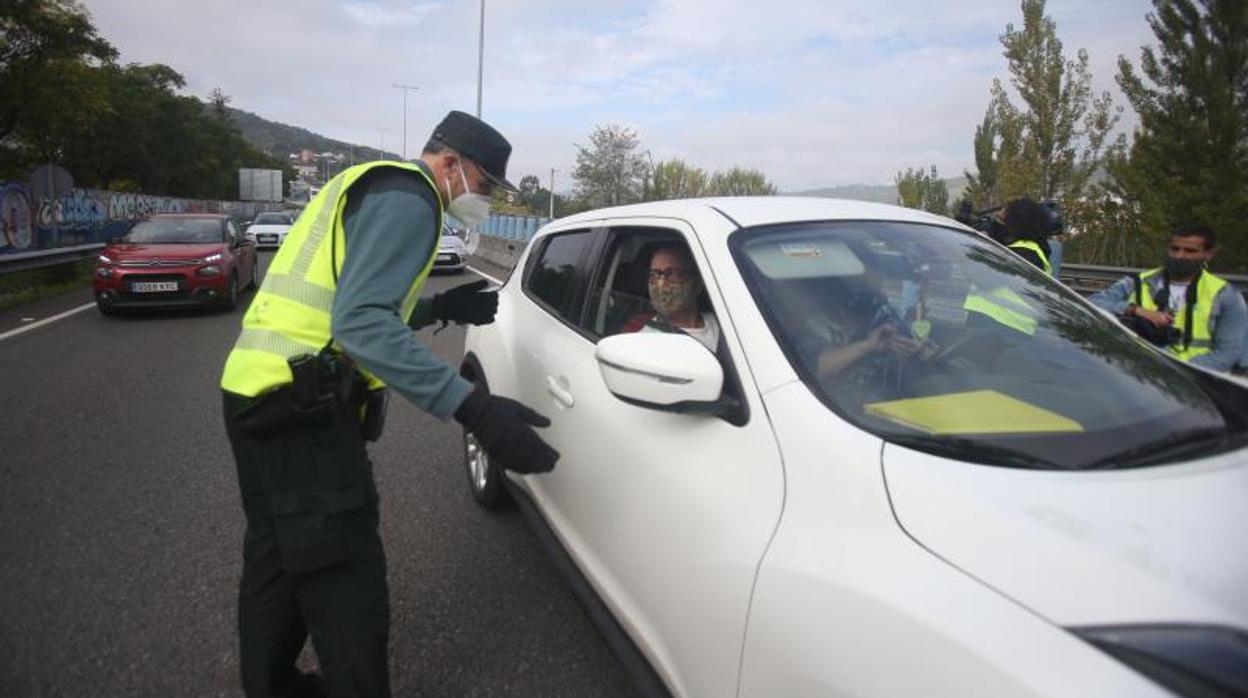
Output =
[{"x1": 445, "y1": 162, "x2": 491, "y2": 227}]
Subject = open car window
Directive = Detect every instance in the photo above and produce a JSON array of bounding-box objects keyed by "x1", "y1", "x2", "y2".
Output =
[{"x1": 731, "y1": 220, "x2": 1248, "y2": 470}]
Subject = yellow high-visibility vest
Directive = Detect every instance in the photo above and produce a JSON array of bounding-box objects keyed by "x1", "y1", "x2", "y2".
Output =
[
  {"x1": 1008, "y1": 239, "x2": 1052, "y2": 276},
  {"x1": 963, "y1": 285, "x2": 1039, "y2": 335},
  {"x1": 221, "y1": 161, "x2": 442, "y2": 397},
  {"x1": 1136, "y1": 267, "x2": 1229, "y2": 362}
]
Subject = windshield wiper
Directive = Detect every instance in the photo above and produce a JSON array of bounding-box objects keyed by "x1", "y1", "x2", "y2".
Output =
[
  {"x1": 885, "y1": 434, "x2": 1059, "y2": 470},
  {"x1": 1083, "y1": 427, "x2": 1241, "y2": 470}
]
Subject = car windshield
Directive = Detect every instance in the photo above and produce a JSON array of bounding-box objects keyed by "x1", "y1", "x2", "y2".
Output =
[
  {"x1": 253, "y1": 213, "x2": 291, "y2": 225},
  {"x1": 126, "y1": 218, "x2": 224, "y2": 244},
  {"x1": 731, "y1": 220, "x2": 1248, "y2": 470}
]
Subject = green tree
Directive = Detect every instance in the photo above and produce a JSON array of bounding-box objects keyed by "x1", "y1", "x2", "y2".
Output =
[
  {"x1": 0, "y1": 0, "x2": 116, "y2": 175},
  {"x1": 1113, "y1": 0, "x2": 1247, "y2": 272},
  {"x1": 963, "y1": 109, "x2": 1003, "y2": 208},
  {"x1": 967, "y1": 0, "x2": 1119, "y2": 214},
  {"x1": 895, "y1": 164, "x2": 950, "y2": 215},
  {"x1": 646, "y1": 159, "x2": 708, "y2": 200},
  {"x1": 706, "y1": 166, "x2": 777, "y2": 196},
  {"x1": 573, "y1": 124, "x2": 649, "y2": 208}
]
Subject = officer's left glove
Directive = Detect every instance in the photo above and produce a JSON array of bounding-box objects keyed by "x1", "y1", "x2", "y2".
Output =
[{"x1": 431, "y1": 279, "x2": 499, "y2": 326}]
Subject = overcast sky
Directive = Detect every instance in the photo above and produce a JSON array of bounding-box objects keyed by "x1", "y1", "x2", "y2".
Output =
[{"x1": 81, "y1": 0, "x2": 1157, "y2": 192}]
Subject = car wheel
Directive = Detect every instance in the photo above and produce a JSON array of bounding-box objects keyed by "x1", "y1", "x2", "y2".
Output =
[
  {"x1": 460, "y1": 363, "x2": 514, "y2": 510},
  {"x1": 464, "y1": 428, "x2": 513, "y2": 509},
  {"x1": 222, "y1": 272, "x2": 240, "y2": 311},
  {"x1": 96, "y1": 300, "x2": 115, "y2": 317}
]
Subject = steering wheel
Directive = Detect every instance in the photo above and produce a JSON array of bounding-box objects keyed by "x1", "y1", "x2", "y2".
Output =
[{"x1": 927, "y1": 329, "x2": 991, "y2": 366}]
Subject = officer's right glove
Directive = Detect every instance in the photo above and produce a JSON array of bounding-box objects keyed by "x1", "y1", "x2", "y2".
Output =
[
  {"x1": 453, "y1": 385, "x2": 559, "y2": 474},
  {"x1": 432, "y1": 279, "x2": 499, "y2": 326}
]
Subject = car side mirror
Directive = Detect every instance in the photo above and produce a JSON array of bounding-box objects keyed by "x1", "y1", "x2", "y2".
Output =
[{"x1": 595, "y1": 332, "x2": 725, "y2": 413}]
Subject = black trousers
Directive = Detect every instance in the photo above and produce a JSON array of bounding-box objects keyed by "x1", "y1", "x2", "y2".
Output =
[{"x1": 223, "y1": 391, "x2": 390, "y2": 698}]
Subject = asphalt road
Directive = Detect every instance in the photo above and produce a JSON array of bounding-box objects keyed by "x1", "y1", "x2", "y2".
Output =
[{"x1": 0, "y1": 254, "x2": 638, "y2": 697}]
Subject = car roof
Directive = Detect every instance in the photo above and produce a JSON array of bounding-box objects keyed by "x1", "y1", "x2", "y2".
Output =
[
  {"x1": 549, "y1": 196, "x2": 965, "y2": 233},
  {"x1": 146, "y1": 213, "x2": 229, "y2": 220}
]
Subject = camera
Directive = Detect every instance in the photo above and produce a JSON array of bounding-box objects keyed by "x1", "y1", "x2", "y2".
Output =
[
  {"x1": 1120, "y1": 314, "x2": 1182, "y2": 348},
  {"x1": 954, "y1": 199, "x2": 1064, "y2": 240}
]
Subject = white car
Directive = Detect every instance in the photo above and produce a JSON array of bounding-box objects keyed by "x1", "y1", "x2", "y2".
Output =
[
  {"x1": 461, "y1": 197, "x2": 1248, "y2": 698},
  {"x1": 244, "y1": 211, "x2": 295, "y2": 249},
  {"x1": 434, "y1": 223, "x2": 468, "y2": 273}
]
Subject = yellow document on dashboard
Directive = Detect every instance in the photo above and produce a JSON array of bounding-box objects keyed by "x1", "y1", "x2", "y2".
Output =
[{"x1": 864, "y1": 389, "x2": 1083, "y2": 435}]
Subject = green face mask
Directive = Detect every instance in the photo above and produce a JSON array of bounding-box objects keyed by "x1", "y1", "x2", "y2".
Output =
[{"x1": 650, "y1": 280, "x2": 698, "y2": 316}]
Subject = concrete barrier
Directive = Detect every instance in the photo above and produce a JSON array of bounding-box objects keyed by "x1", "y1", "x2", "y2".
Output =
[{"x1": 471, "y1": 234, "x2": 526, "y2": 270}]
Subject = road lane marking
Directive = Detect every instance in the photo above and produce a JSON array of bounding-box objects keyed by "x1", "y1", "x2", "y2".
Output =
[
  {"x1": 0, "y1": 264, "x2": 504, "y2": 344},
  {"x1": 0, "y1": 302, "x2": 95, "y2": 342},
  {"x1": 466, "y1": 265, "x2": 503, "y2": 286}
]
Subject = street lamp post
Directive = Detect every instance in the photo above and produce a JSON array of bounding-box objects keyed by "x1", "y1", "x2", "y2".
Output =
[
  {"x1": 392, "y1": 83, "x2": 419, "y2": 160},
  {"x1": 376, "y1": 128, "x2": 387, "y2": 155},
  {"x1": 476, "y1": 0, "x2": 485, "y2": 117},
  {"x1": 548, "y1": 168, "x2": 557, "y2": 218}
]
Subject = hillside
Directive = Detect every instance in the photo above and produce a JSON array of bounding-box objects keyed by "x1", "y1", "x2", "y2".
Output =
[
  {"x1": 790, "y1": 175, "x2": 969, "y2": 207},
  {"x1": 227, "y1": 107, "x2": 398, "y2": 161}
]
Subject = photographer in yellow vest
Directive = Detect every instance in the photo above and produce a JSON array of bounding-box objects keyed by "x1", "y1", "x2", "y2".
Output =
[
  {"x1": 220, "y1": 111, "x2": 558, "y2": 697},
  {"x1": 1090, "y1": 223, "x2": 1246, "y2": 373}
]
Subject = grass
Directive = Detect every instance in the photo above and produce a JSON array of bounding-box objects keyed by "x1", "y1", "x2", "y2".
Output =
[{"x1": 0, "y1": 259, "x2": 96, "y2": 312}]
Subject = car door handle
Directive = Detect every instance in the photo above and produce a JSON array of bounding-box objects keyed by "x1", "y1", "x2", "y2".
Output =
[{"x1": 546, "y1": 376, "x2": 575, "y2": 408}]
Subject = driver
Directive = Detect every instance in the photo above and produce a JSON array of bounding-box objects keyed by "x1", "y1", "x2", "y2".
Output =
[{"x1": 781, "y1": 278, "x2": 930, "y2": 399}]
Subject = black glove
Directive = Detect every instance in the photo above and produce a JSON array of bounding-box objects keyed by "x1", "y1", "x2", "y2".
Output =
[
  {"x1": 432, "y1": 279, "x2": 498, "y2": 326},
  {"x1": 454, "y1": 386, "x2": 559, "y2": 474}
]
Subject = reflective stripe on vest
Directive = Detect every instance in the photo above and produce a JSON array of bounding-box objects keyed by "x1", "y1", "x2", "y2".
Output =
[
  {"x1": 1137, "y1": 267, "x2": 1228, "y2": 361},
  {"x1": 1008, "y1": 239, "x2": 1052, "y2": 276},
  {"x1": 963, "y1": 285, "x2": 1039, "y2": 335},
  {"x1": 220, "y1": 161, "x2": 443, "y2": 397}
]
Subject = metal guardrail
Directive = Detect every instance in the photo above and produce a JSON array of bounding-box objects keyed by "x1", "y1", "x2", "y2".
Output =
[
  {"x1": 1060, "y1": 263, "x2": 1248, "y2": 298},
  {"x1": 0, "y1": 244, "x2": 105, "y2": 275}
]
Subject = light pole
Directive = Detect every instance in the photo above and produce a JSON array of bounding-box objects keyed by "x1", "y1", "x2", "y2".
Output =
[
  {"x1": 548, "y1": 168, "x2": 557, "y2": 218},
  {"x1": 375, "y1": 128, "x2": 388, "y2": 155},
  {"x1": 476, "y1": 0, "x2": 485, "y2": 117},
  {"x1": 392, "y1": 83, "x2": 419, "y2": 160}
]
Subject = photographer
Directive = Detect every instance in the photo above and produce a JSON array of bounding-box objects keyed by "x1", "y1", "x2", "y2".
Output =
[
  {"x1": 1089, "y1": 223, "x2": 1246, "y2": 373},
  {"x1": 956, "y1": 197, "x2": 1062, "y2": 278}
]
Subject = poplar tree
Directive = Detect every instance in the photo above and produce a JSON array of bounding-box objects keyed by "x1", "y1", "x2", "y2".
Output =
[
  {"x1": 1115, "y1": 0, "x2": 1247, "y2": 271},
  {"x1": 895, "y1": 165, "x2": 950, "y2": 215}
]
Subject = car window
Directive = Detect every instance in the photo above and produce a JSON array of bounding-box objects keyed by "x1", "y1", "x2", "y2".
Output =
[
  {"x1": 582, "y1": 228, "x2": 712, "y2": 341},
  {"x1": 126, "y1": 218, "x2": 225, "y2": 243},
  {"x1": 524, "y1": 230, "x2": 596, "y2": 324},
  {"x1": 731, "y1": 220, "x2": 1248, "y2": 470},
  {"x1": 253, "y1": 213, "x2": 291, "y2": 225}
]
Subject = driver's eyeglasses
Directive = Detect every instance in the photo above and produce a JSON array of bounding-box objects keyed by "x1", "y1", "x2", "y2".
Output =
[{"x1": 649, "y1": 267, "x2": 697, "y2": 282}]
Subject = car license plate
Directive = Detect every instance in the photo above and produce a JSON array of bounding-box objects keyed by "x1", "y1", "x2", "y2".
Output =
[
  {"x1": 437, "y1": 254, "x2": 453, "y2": 261},
  {"x1": 259, "y1": 235, "x2": 277, "y2": 243},
  {"x1": 130, "y1": 281, "x2": 178, "y2": 293}
]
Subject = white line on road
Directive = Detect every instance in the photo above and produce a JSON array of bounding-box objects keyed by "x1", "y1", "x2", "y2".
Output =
[
  {"x1": 0, "y1": 265, "x2": 504, "y2": 345},
  {"x1": 466, "y1": 265, "x2": 503, "y2": 286},
  {"x1": 0, "y1": 302, "x2": 95, "y2": 343}
]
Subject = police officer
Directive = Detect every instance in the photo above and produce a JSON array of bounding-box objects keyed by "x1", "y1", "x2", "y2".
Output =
[
  {"x1": 220, "y1": 111, "x2": 559, "y2": 697},
  {"x1": 1090, "y1": 223, "x2": 1247, "y2": 373}
]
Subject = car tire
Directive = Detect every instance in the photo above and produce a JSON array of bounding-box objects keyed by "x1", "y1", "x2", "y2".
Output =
[
  {"x1": 96, "y1": 300, "x2": 115, "y2": 317},
  {"x1": 460, "y1": 362, "x2": 514, "y2": 510},
  {"x1": 221, "y1": 272, "x2": 240, "y2": 311}
]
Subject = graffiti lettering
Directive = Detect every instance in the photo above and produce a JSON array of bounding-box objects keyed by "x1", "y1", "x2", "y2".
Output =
[{"x1": 107, "y1": 193, "x2": 188, "y2": 221}]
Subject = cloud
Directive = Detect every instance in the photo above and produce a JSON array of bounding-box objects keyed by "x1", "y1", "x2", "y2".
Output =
[
  {"x1": 80, "y1": 0, "x2": 1156, "y2": 190},
  {"x1": 340, "y1": 1, "x2": 440, "y2": 28}
]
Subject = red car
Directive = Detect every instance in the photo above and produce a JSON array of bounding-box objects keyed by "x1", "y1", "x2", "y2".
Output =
[{"x1": 93, "y1": 213, "x2": 258, "y2": 315}]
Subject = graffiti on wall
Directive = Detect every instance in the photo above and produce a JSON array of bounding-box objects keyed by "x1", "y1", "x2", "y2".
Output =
[
  {"x1": 0, "y1": 177, "x2": 287, "y2": 255},
  {"x1": 1, "y1": 184, "x2": 34, "y2": 251}
]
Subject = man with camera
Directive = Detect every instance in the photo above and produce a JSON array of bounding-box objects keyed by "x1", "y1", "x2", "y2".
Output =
[{"x1": 1090, "y1": 223, "x2": 1246, "y2": 373}]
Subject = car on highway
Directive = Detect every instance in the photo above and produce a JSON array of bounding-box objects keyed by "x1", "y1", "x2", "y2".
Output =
[
  {"x1": 244, "y1": 211, "x2": 296, "y2": 249},
  {"x1": 461, "y1": 197, "x2": 1248, "y2": 698},
  {"x1": 93, "y1": 213, "x2": 257, "y2": 315},
  {"x1": 434, "y1": 222, "x2": 468, "y2": 273}
]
